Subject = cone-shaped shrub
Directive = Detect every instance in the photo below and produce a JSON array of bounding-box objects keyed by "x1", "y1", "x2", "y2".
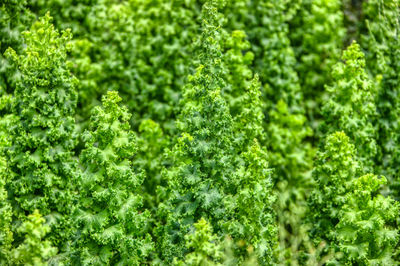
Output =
[
  {"x1": 320, "y1": 41, "x2": 378, "y2": 172},
  {"x1": 223, "y1": 30, "x2": 264, "y2": 147},
  {"x1": 228, "y1": 3, "x2": 315, "y2": 262},
  {"x1": 4, "y1": 13, "x2": 78, "y2": 249},
  {"x1": 219, "y1": 16, "x2": 314, "y2": 263},
  {"x1": 223, "y1": 31, "x2": 277, "y2": 264},
  {"x1": 0, "y1": 8, "x2": 34, "y2": 257},
  {"x1": 223, "y1": 2, "x2": 314, "y2": 263},
  {"x1": 223, "y1": 30, "x2": 256, "y2": 119},
  {"x1": 75, "y1": 91, "x2": 153, "y2": 265},
  {"x1": 158, "y1": 2, "x2": 276, "y2": 264}
]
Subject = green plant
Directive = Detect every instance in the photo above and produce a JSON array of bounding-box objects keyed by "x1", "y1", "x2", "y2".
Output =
[
  {"x1": 75, "y1": 91, "x2": 153, "y2": 265},
  {"x1": 309, "y1": 131, "x2": 361, "y2": 247},
  {"x1": 135, "y1": 118, "x2": 169, "y2": 210},
  {"x1": 4, "y1": 13, "x2": 78, "y2": 251},
  {"x1": 331, "y1": 174, "x2": 399, "y2": 264},
  {"x1": 11, "y1": 210, "x2": 57, "y2": 266},
  {"x1": 158, "y1": 2, "x2": 276, "y2": 264},
  {"x1": 309, "y1": 130, "x2": 399, "y2": 264},
  {"x1": 320, "y1": 41, "x2": 378, "y2": 172},
  {"x1": 174, "y1": 218, "x2": 223, "y2": 266},
  {"x1": 28, "y1": 0, "x2": 201, "y2": 133}
]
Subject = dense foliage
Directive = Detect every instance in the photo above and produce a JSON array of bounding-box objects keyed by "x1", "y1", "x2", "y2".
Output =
[
  {"x1": 320, "y1": 41, "x2": 377, "y2": 172},
  {"x1": 4, "y1": 12, "x2": 78, "y2": 255},
  {"x1": 157, "y1": 4, "x2": 275, "y2": 264},
  {"x1": 74, "y1": 91, "x2": 153, "y2": 265},
  {"x1": 1, "y1": 0, "x2": 400, "y2": 265}
]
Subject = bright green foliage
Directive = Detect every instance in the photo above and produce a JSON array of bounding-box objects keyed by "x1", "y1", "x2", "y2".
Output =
[
  {"x1": 174, "y1": 218, "x2": 223, "y2": 266},
  {"x1": 223, "y1": 2, "x2": 315, "y2": 263},
  {"x1": 320, "y1": 41, "x2": 378, "y2": 172},
  {"x1": 174, "y1": 218, "x2": 262, "y2": 266},
  {"x1": 222, "y1": 30, "x2": 309, "y2": 263},
  {"x1": 24, "y1": 10, "x2": 313, "y2": 263},
  {"x1": 330, "y1": 174, "x2": 399, "y2": 264},
  {"x1": 0, "y1": 3, "x2": 33, "y2": 188},
  {"x1": 28, "y1": 0, "x2": 305, "y2": 130},
  {"x1": 289, "y1": 0, "x2": 346, "y2": 127},
  {"x1": 158, "y1": 1, "x2": 235, "y2": 257},
  {"x1": 362, "y1": 0, "x2": 400, "y2": 195},
  {"x1": 266, "y1": 100, "x2": 313, "y2": 185},
  {"x1": 159, "y1": 2, "x2": 275, "y2": 264},
  {"x1": 27, "y1": 0, "x2": 96, "y2": 37},
  {"x1": 4, "y1": 13, "x2": 78, "y2": 249},
  {"x1": 362, "y1": 0, "x2": 400, "y2": 76},
  {"x1": 308, "y1": 131, "x2": 398, "y2": 265},
  {"x1": 27, "y1": 0, "x2": 106, "y2": 120},
  {"x1": 11, "y1": 210, "x2": 57, "y2": 266},
  {"x1": 232, "y1": 75, "x2": 264, "y2": 148},
  {"x1": 75, "y1": 91, "x2": 153, "y2": 265},
  {"x1": 309, "y1": 131, "x2": 361, "y2": 243},
  {"x1": 27, "y1": 2, "x2": 203, "y2": 222},
  {"x1": 231, "y1": 139, "x2": 276, "y2": 262}
]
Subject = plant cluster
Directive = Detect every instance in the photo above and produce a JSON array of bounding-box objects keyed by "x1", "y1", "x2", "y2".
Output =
[{"x1": 1, "y1": 0, "x2": 400, "y2": 265}]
